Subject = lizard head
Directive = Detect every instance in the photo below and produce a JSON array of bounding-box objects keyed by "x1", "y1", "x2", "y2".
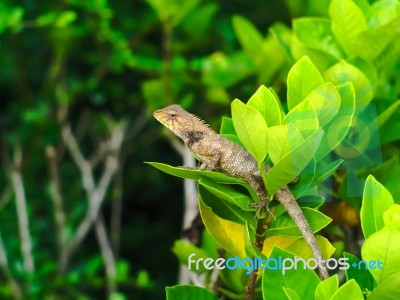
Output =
[{"x1": 153, "y1": 104, "x2": 209, "y2": 145}]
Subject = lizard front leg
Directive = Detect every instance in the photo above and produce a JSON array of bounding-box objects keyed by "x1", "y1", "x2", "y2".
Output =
[{"x1": 198, "y1": 153, "x2": 221, "y2": 171}]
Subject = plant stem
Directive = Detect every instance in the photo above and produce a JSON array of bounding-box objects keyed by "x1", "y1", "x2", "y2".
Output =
[{"x1": 245, "y1": 217, "x2": 267, "y2": 300}]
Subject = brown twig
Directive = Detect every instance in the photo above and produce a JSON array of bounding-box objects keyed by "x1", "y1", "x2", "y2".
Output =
[
  {"x1": 10, "y1": 148, "x2": 34, "y2": 274},
  {"x1": 0, "y1": 232, "x2": 23, "y2": 299},
  {"x1": 95, "y1": 215, "x2": 116, "y2": 295},
  {"x1": 110, "y1": 163, "x2": 123, "y2": 257},
  {"x1": 45, "y1": 145, "x2": 68, "y2": 274},
  {"x1": 245, "y1": 217, "x2": 267, "y2": 300},
  {"x1": 60, "y1": 123, "x2": 124, "y2": 272}
]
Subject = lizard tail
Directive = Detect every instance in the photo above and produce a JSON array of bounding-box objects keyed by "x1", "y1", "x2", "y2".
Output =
[{"x1": 275, "y1": 186, "x2": 329, "y2": 280}]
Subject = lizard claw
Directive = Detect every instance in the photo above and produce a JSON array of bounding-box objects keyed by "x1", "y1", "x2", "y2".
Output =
[{"x1": 250, "y1": 201, "x2": 276, "y2": 220}]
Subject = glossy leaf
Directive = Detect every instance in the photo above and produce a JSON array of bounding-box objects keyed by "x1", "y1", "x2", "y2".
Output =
[
  {"x1": 198, "y1": 185, "x2": 246, "y2": 225},
  {"x1": 285, "y1": 235, "x2": 335, "y2": 260},
  {"x1": 232, "y1": 15, "x2": 263, "y2": 65},
  {"x1": 343, "y1": 252, "x2": 374, "y2": 292},
  {"x1": 198, "y1": 177, "x2": 254, "y2": 211},
  {"x1": 329, "y1": 279, "x2": 363, "y2": 300},
  {"x1": 315, "y1": 82, "x2": 355, "y2": 161},
  {"x1": 268, "y1": 124, "x2": 304, "y2": 165},
  {"x1": 293, "y1": 17, "x2": 344, "y2": 59},
  {"x1": 268, "y1": 207, "x2": 332, "y2": 237},
  {"x1": 315, "y1": 275, "x2": 339, "y2": 300},
  {"x1": 324, "y1": 61, "x2": 373, "y2": 111},
  {"x1": 315, "y1": 159, "x2": 343, "y2": 183},
  {"x1": 361, "y1": 227, "x2": 400, "y2": 284},
  {"x1": 360, "y1": 175, "x2": 394, "y2": 238},
  {"x1": 303, "y1": 82, "x2": 341, "y2": 127},
  {"x1": 329, "y1": 0, "x2": 368, "y2": 57},
  {"x1": 383, "y1": 204, "x2": 400, "y2": 231},
  {"x1": 285, "y1": 101, "x2": 319, "y2": 139},
  {"x1": 287, "y1": 56, "x2": 325, "y2": 110},
  {"x1": 248, "y1": 85, "x2": 282, "y2": 127},
  {"x1": 172, "y1": 240, "x2": 210, "y2": 273},
  {"x1": 262, "y1": 247, "x2": 320, "y2": 300},
  {"x1": 231, "y1": 99, "x2": 268, "y2": 163},
  {"x1": 266, "y1": 129, "x2": 324, "y2": 194},
  {"x1": 199, "y1": 195, "x2": 246, "y2": 258},
  {"x1": 367, "y1": 272, "x2": 400, "y2": 300},
  {"x1": 166, "y1": 285, "x2": 219, "y2": 300}
]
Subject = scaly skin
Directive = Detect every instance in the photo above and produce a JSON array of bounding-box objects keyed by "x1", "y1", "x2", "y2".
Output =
[{"x1": 153, "y1": 104, "x2": 328, "y2": 279}]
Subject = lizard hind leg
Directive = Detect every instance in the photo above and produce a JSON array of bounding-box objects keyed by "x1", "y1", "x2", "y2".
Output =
[{"x1": 247, "y1": 175, "x2": 275, "y2": 220}]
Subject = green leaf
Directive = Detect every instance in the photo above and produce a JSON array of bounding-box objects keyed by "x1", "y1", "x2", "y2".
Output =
[
  {"x1": 268, "y1": 124, "x2": 304, "y2": 165},
  {"x1": 285, "y1": 235, "x2": 335, "y2": 260},
  {"x1": 268, "y1": 207, "x2": 332, "y2": 237},
  {"x1": 383, "y1": 204, "x2": 400, "y2": 231},
  {"x1": 199, "y1": 196, "x2": 246, "y2": 258},
  {"x1": 356, "y1": 17, "x2": 400, "y2": 62},
  {"x1": 284, "y1": 287, "x2": 301, "y2": 300},
  {"x1": 287, "y1": 56, "x2": 325, "y2": 110},
  {"x1": 370, "y1": 0, "x2": 400, "y2": 27},
  {"x1": 146, "y1": 162, "x2": 245, "y2": 184},
  {"x1": 166, "y1": 285, "x2": 219, "y2": 300},
  {"x1": 199, "y1": 178, "x2": 254, "y2": 211},
  {"x1": 324, "y1": 61, "x2": 373, "y2": 112},
  {"x1": 262, "y1": 247, "x2": 320, "y2": 300},
  {"x1": 220, "y1": 117, "x2": 236, "y2": 135},
  {"x1": 285, "y1": 101, "x2": 319, "y2": 139},
  {"x1": 361, "y1": 227, "x2": 400, "y2": 284},
  {"x1": 315, "y1": 274, "x2": 339, "y2": 300},
  {"x1": 360, "y1": 175, "x2": 394, "y2": 238},
  {"x1": 202, "y1": 52, "x2": 253, "y2": 88},
  {"x1": 55, "y1": 11, "x2": 77, "y2": 27},
  {"x1": 266, "y1": 129, "x2": 324, "y2": 194},
  {"x1": 270, "y1": 23, "x2": 294, "y2": 64},
  {"x1": 367, "y1": 271, "x2": 400, "y2": 300},
  {"x1": 220, "y1": 117, "x2": 244, "y2": 146},
  {"x1": 343, "y1": 252, "x2": 374, "y2": 292},
  {"x1": 36, "y1": 11, "x2": 77, "y2": 27},
  {"x1": 293, "y1": 18, "x2": 344, "y2": 60},
  {"x1": 181, "y1": 3, "x2": 217, "y2": 34},
  {"x1": 172, "y1": 240, "x2": 210, "y2": 273},
  {"x1": 142, "y1": 80, "x2": 164, "y2": 111},
  {"x1": 303, "y1": 82, "x2": 341, "y2": 127},
  {"x1": 377, "y1": 99, "x2": 400, "y2": 127},
  {"x1": 232, "y1": 15, "x2": 263, "y2": 66},
  {"x1": 291, "y1": 159, "x2": 317, "y2": 198},
  {"x1": 329, "y1": 279, "x2": 363, "y2": 300},
  {"x1": 315, "y1": 159, "x2": 343, "y2": 183},
  {"x1": 198, "y1": 185, "x2": 246, "y2": 225},
  {"x1": 231, "y1": 99, "x2": 268, "y2": 163},
  {"x1": 248, "y1": 85, "x2": 282, "y2": 127},
  {"x1": 315, "y1": 82, "x2": 355, "y2": 161},
  {"x1": 329, "y1": 0, "x2": 368, "y2": 57},
  {"x1": 0, "y1": 6, "x2": 24, "y2": 32},
  {"x1": 146, "y1": 0, "x2": 200, "y2": 25}
]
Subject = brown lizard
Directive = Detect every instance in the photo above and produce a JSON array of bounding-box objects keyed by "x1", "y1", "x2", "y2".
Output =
[{"x1": 153, "y1": 104, "x2": 328, "y2": 280}]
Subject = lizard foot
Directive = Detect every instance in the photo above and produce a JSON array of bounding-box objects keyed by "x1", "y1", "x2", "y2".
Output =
[{"x1": 250, "y1": 201, "x2": 276, "y2": 220}]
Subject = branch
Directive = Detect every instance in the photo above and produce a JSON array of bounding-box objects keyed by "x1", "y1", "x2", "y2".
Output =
[
  {"x1": 110, "y1": 164, "x2": 123, "y2": 257},
  {"x1": 61, "y1": 123, "x2": 125, "y2": 270},
  {"x1": 0, "y1": 232, "x2": 23, "y2": 299},
  {"x1": 95, "y1": 215, "x2": 116, "y2": 296},
  {"x1": 45, "y1": 145, "x2": 68, "y2": 274},
  {"x1": 245, "y1": 217, "x2": 267, "y2": 300},
  {"x1": 10, "y1": 149, "x2": 34, "y2": 274}
]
